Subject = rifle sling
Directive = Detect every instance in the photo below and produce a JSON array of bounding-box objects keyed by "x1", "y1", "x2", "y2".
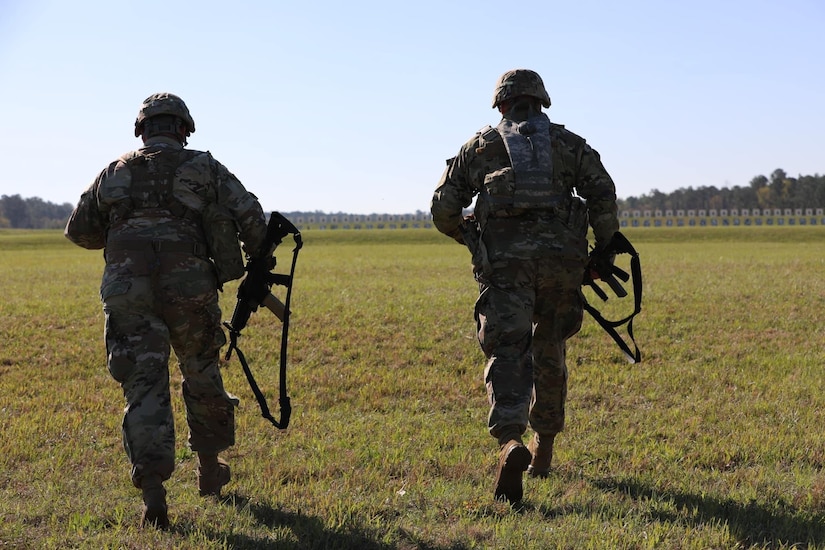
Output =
[
  {"x1": 233, "y1": 342, "x2": 287, "y2": 429},
  {"x1": 227, "y1": 233, "x2": 301, "y2": 430},
  {"x1": 581, "y1": 247, "x2": 643, "y2": 363}
]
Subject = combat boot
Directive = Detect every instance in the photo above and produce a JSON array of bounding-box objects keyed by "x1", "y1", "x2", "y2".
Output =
[
  {"x1": 198, "y1": 452, "x2": 231, "y2": 497},
  {"x1": 139, "y1": 474, "x2": 169, "y2": 529},
  {"x1": 527, "y1": 433, "x2": 555, "y2": 477},
  {"x1": 493, "y1": 439, "x2": 532, "y2": 504}
]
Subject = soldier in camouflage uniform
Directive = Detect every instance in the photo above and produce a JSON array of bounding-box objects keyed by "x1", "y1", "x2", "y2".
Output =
[
  {"x1": 65, "y1": 93, "x2": 269, "y2": 528},
  {"x1": 430, "y1": 69, "x2": 620, "y2": 504}
]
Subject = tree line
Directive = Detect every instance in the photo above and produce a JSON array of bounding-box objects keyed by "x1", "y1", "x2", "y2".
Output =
[
  {"x1": 2, "y1": 168, "x2": 824, "y2": 229},
  {"x1": 0, "y1": 195, "x2": 74, "y2": 229},
  {"x1": 617, "y1": 169, "x2": 825, "y2": 212}
]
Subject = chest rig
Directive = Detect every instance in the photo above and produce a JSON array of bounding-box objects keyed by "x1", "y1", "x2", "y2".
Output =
[
  {"x1": 477, "y1": 112, "x2": 569, "y2": 218},
  {"x1": 105, "y1": 148, "x2": 245, "y2": 285},
  {"x1": 110, "y1": 148, "x2": 200, "y2": 225}
]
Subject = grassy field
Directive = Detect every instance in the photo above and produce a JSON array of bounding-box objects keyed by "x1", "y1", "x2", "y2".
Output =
[{"x1": 1, "y1": 226, "x2": 824, "y2": 549}]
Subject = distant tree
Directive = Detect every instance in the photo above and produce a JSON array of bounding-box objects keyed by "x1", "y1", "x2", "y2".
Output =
[
  {"x1": 0, "y1": 195, "x2": 31, "y2": 228},
  {"x1": 749, "y1": 175, "x2": 768, "y2": 190},
  {"x1": 707, "y1": 193, "x2": 723, "y2": 212},
  {"x1": 26, "y1": 197, "x2": 73, "y2": 229},
  {"x1": 769, "y1": 168, "x2": 788, "y2": 188},
  {"x1": 766, "y1": 169, "x2": 788, "y2": 207},
  {"x1": 730, "y1": 185, "x2": 758, "y2": 209},
  {"x1": 755, "y1": 186, "x2": 772, "y2": 209},
  {"x1": 805, "y1": 175, "x2": 823, "y2": 208}
]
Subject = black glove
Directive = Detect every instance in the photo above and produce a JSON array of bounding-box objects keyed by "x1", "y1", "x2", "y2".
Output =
[
  {"x1": 586, "y1": 235, "x2": 627, "y2": 298},
  {"x1": 587, "y1": 245, "x2": 616, "y2": 281}
]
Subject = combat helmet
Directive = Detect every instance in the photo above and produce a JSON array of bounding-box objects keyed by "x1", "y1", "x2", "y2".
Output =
[
  {"x1": 491, "y1": 69, "x2": 551, "y2": 109},
  {"x1": 134, "y1": 92, "x2": 196, "y2": 137}
]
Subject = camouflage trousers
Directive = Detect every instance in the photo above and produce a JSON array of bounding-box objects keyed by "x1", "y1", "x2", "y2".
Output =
[
  {"x1": 101, "y1": 265, "x2": 238, "y2": 488},
  {"x1": 474, "y1": 256, "x2": 585, "y2": 441}
]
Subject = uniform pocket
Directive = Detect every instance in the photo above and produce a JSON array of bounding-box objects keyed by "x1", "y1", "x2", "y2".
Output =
[
  {"x1": 176, "y1": 277, "x2": 215, "y2": 299},
  {"x1": 100, "y1": 280, "x2": 132, "y2": 302},
  {"x1": 483, "y1": 167, "x2": 516, "y2": 202}
]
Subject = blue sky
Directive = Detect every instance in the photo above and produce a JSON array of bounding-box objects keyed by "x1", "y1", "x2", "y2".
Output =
[{"x1": 1, "y1": 0, "x2": 822, "y2": 215}]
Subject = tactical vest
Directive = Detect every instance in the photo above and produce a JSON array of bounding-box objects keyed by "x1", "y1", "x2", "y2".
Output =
[
  {"x1": 109, "y1": 149, "x2": 199, "y2": 224},
  {"x1": 109, "y1": 149, "x2": 245, "y2": 284},
  {"x1": 474, "y1": 113, "x2": 573, "y2": 224}
]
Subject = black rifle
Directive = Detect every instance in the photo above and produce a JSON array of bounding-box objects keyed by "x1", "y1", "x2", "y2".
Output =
[
  {"x1": 581, "y1": 231, "x2": 643, "y2": 363},
  {"x1": 223, "y1": 212, "x2": 303, "y2": 429}
]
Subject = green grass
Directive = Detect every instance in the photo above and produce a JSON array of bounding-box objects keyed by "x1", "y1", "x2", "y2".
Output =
[{"x1": 1, "y1": 226, "x2": 824, "y2": 549}]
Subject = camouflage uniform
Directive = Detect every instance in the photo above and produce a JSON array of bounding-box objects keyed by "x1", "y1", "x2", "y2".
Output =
[
  {"x1": 65, "y1": 134, "x2": 267, "y2": 489},
  {"x1": 430, "y1": 71, "x2": 619, "y2": 446}
]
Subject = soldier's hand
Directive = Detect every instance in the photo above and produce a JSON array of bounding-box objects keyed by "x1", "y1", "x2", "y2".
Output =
[{"x1": 587, "y1": 247, "x2": 615, "y2": 281}]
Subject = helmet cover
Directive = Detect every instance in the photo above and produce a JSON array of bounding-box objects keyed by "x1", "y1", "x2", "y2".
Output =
[
  {"x1": 134, "y1": 92, "x2": 196, "y2": 137},
  {"x1": 492, "y1": 69, "x2": 551, "y2": 109}
]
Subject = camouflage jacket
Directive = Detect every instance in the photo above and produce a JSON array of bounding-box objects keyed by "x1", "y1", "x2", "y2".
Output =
[
  {"x1": 65, "y1": 136, "x2": 267, "y2": 275},
  {"x1": 430, "y1": 118, "x2": 619, "y2": 261}
]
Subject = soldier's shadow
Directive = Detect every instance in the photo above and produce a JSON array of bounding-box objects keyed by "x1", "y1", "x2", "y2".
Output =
[
  {"x1": 534, "y1": 474, "x2": 825, "y2": 547},
  {"x1": 189, "y1": 493, "x2": 384, "y2": 549},
  {"x1": 184, "y1": 492, "x2": 468, "y2": 550}
]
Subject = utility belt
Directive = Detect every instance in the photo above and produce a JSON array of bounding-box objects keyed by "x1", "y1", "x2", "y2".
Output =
[
  {"x1": 483, "y1": 201, "x2": 570, "y2": 221},
  {"x1": 105, "y1": 239, "x2": 209, "y2": 260},
  {"x1": 477, "y1": 194, "x2": 585, "y2": 235}
]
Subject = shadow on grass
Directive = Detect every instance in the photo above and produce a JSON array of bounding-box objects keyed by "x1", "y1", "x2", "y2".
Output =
[
  {"x1": 175, "y1": 493, "x2": 468, "y2": 550},
  {"x1": 588, "y1": 477, "x2": 825, "y2": 547}
]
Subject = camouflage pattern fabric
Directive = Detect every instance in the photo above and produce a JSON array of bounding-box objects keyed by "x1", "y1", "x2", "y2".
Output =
[
  {"x1": 65, "y1": 135, "x2": 268, "y2": 488},
  {"x1": 491, "y1": 69, "x2": 551, "y2": 109},
  {"x1": 104, "y1": 266, "x2": 236, "y2": 487},
  {"x1": 476, "y1": 258, "x2": 584, "y2": 438},
  {"x1": 134, "y1": 92, "x2": 196, "y2": 137},
  {"x1": 431, "y1": 112, "x2": 619, "y2": 442},
  {"x1": 431, "y1": 119, "x2": 619, "y2": 257},
  {"x1": 65, "y1": 137, "x2": 267, "y2": 255}
]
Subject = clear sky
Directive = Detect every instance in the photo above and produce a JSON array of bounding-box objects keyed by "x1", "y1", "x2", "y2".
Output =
[{"x1": 1, "y1": 0, "x2": 823, "y2": 215}]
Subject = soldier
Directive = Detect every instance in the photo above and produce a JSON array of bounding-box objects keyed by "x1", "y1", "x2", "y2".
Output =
[
  {"x1": 65, "y1": 93, "x2": 269, "y2": 528},
  {"x1": 430, "y1": 69, "x2": 620, "y2": 504}
]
